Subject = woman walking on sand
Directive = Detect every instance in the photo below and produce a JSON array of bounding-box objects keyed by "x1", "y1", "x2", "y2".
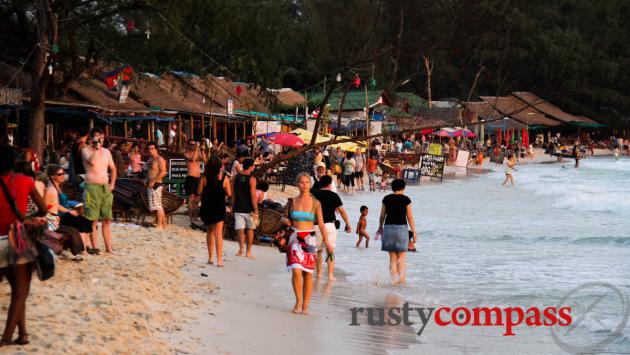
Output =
[
  {"x1": 377, "y1": 179, "x2": 416, "y2": 285},
  {"x1": 0, "y1": 145, "x2": 48, "y2": 346},
  {"x1": 198, "y1": 156, "x2": 232, "y2": 267},
  {"x1": 502, "y1": 154, "x2": 516, "y2": 186},
  {"x1": 284, "y1": 173, "x2": 330, "y2": 314}
]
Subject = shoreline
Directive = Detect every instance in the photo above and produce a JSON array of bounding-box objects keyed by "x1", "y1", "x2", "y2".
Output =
[{"x1": 0, "y1": 153, "x2": 621, "y2": 354}]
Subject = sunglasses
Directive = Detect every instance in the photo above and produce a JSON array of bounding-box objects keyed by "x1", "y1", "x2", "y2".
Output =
[{"x1": 52, "y1": 172, "x2": 64, "y2": 176}]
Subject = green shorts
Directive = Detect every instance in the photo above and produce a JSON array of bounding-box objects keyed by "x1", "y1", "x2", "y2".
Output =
[{"x1": 83, "y1": 183, "x2": 113, "y2": 221}]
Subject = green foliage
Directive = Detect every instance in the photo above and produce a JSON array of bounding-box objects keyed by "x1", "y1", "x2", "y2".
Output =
[{"x1": 1, "y1": 0, "x2": 628, "y2": 124}]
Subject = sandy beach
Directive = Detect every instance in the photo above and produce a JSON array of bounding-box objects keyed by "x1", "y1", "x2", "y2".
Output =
[{"x1": 2, "y1": 155, "x2": 627, "y2": 354}]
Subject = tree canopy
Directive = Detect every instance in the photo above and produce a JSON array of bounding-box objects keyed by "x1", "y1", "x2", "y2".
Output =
[{"x1": 1, "y1": 0, "x2": 628, "y2": 125}]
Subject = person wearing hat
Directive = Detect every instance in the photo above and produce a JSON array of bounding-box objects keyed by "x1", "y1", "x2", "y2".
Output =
[{"x1": 311, "y1": 161, "x2": 337, "y2": 193}]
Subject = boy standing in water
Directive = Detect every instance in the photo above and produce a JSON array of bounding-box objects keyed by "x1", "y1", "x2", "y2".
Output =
[{"x1": 356, "y1": 206, "x2": 370, "y2": 248}]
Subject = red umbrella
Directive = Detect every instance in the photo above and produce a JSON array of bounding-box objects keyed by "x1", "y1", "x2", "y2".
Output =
[
  {"x1": 522, "y1": 128, "x2": 529, "y2": 147},
  {"x1": 269, "y1": 132, "x2": 304, "y2": 147},
  {"x1": 497, "y1": 128, "x2": 502, "y2": 145},
  {"x1": 505, "y1": 129, "x2": 511, "y2": 146}
]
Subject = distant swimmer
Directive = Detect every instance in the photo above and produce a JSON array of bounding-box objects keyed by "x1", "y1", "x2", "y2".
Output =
[{"x1": 502, "y1": 154, "x2": 516, "y2": 186}]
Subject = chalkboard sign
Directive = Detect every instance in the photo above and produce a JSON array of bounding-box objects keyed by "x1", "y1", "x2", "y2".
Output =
[
  {"x1": 420, "y1": 154, "x2": 445, "y2": 180},
  {"x1": 169, "y1": 159, "x2": 188, "y2": 179}
]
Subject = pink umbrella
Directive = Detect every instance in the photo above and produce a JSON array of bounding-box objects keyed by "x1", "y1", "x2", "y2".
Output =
[
  {"x1": 452, "y1": 129, "x2": 477, "y2": 138},
  {"x1": 269, "y1": 132, "x2": 304, "y2": 147},
  {"x1": 432, "y1": 128, "x2": 456, "y2": 137}
]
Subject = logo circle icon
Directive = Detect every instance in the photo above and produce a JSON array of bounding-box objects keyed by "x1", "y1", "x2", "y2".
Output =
[{"x1": 551, "y1": 282, "x2": 628, "y2": 353}]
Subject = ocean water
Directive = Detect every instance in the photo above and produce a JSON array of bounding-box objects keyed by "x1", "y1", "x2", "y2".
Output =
[{"x1": 334, "y1": 157, "x2": 630, "y2": 353}]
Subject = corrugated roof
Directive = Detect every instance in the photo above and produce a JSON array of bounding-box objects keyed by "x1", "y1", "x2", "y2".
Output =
[
  {"x1": 480, "y1": 96, "x2": 560, "y2": 127},
  {"x1": 511, "y1": 92, "x2": 588, "y2": 123}
]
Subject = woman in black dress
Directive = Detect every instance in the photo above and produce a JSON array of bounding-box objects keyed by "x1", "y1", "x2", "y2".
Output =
[
  {"x1": 376, "y1": 179, "x2": 417, "y2": 285},
  {"x1": 198, "y1": 156, "x2": 231, "y2": 267}
]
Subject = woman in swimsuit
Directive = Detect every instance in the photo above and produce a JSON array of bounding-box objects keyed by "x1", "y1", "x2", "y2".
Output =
[{"x1": 284, "y1": 172, "x2": 329, "y2": 315}]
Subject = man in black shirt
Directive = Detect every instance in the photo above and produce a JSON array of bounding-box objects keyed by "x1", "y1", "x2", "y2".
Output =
[
  {"x1": 312, "y1": 175, "x2": 351, "y2": 281},
  {"x1": 232, "y1": 158, "x2": 258, "y2": 258}
]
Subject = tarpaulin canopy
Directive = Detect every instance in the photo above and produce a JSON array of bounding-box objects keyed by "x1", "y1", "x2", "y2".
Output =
[{"x1": 269, "y1": 132, "x2": 304, "y2": 147}]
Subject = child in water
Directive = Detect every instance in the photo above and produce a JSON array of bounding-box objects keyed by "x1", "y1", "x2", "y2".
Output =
[
  {"x1": 502, "y1": 154, "x2": 516, "y2": 186},
  {"x1": 614, "y1": 147, "x2": 620, "y2": 160},
  {"x1": 379, "y1": 175, "x2": 389, "y2": 192},
  {"x1": 356, "y1": 206, "x2": 370, "y2": 248}
]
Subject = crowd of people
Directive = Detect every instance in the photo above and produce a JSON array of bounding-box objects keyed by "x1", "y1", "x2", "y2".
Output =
[{"x1": 5, "y1": 123, "x2": 630, "y2": 344}]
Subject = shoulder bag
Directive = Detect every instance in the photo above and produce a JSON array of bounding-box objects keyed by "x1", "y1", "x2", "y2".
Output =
[{"x1": 0, "y1": 177, "x2": 55, "y2": 281}]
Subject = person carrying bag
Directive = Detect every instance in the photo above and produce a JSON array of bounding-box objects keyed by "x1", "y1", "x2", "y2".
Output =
[{"x1": 0, "y1": 177, "x2": 55, "y2": 281}]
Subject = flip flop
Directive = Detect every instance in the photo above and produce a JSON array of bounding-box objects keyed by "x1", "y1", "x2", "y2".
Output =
[
  {"x1": 87, "y1": 248, "x2": 101, "y2": 255},
  {"x1": 14, "y1": 336, "x2": 29, "y2": 345}
]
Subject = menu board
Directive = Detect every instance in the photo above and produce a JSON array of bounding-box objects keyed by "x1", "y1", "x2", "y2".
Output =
[
  {"x1": 428, "y1": 143, "x2": 443, "y2": 155},
  {"x1": 420, "y1": 154, "x2": 446, "y2": 180},
  {"x1": 168, "y1": 159, "x2": 188, "y2": 179},
  {"x1": 454, "y1": 150, "x2": 470, "y2": 168}
]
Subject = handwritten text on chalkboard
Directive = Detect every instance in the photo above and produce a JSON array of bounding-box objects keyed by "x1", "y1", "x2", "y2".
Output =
[{"x1": 420, "y1": 154, "x2": 445, "y2": 179}]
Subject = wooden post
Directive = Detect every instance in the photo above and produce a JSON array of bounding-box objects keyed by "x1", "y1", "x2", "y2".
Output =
[
  {"x1": 365, "y1": 83, "x2": 370, "y2": 160},
  {"x1": 178, "y1": 115, "x2": 183, "y2": 152},
  {"x1": 233, "y1": 121, "x2": 237, "y2": 142},
  {"x1": 201, "y1": 115, "x2": 205, "y2": 139},
  {"x1": 147, "y1": 120, "x2": 151, "y2": 141},
  {"x1": 14, "y1": 108, "x2": 20, "y2": 143},
  {"x1": 89, "y1": 117, "x2": 94, "y2": 129},
  {"x1": 190, "y1": 115, "x2": 194, "y2": 141},
  {"x1": 212, "y1": 116, "x2": 217, "y2": 140},
  {"x1": 124, "y1": 120, "x2": 128, "y2": 139},
  {"x1": 223, "y1": 121, "x2": 227, "y2": 145},
  {"x1": 242, "y1": 121, "x2": 246, "y2": 140},
  {"x1": 253, "y1": 115, "x2": 258, "y2": 158}
]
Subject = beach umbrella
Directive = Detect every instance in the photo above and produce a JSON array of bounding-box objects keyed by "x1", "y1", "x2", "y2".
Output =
[
  {"x1": 269, "y1": 132, "x2": 304, "y2": 147},
  {"x1": 516, "y1": 128, "x2": 522, "y2": 143},
  {"x1": 452, "y1": 128, "x2": 477, "y2": 138},
  {"x1": 510, "y1": 129, "x2": 515, "y2": 145},
  {"x1": 497, "y1": 128, "x2": 502, "y2": 145},
  {"x1": 522, "y1": 128, "x2": 529, "y2": 147},
  {"x1": 505, "y1": 129, "x2": 510, "y2": 145},
  {"x1": 432, "y1": 128, "x2": 456, "y2": 137},
  {"x1": 480, "y1": 122, "x2": 485, "y2": 144}
]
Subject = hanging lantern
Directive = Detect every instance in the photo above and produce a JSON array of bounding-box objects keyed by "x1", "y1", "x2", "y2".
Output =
[
  {"x1": 126, "y1": 20, "x2": 135, "y2": 32},
  {"x1": 353, "y1": 74, "x2": 361, "y2": 88},
  {"x1": 335, "y1": 73, "x2": 342, "y2": 82},
  {"x1": 235, "y1": 85, "x2": 243, "y2": 95},
  {"x1": 51, "y1": 43, "x2": 59, "y2": 54},
  {"x1": 145, "y1": 28, "x2": 151, "y2": 40},
  {"x1": 369, "y1": 78, "x2": 376, "y2": 88}
]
